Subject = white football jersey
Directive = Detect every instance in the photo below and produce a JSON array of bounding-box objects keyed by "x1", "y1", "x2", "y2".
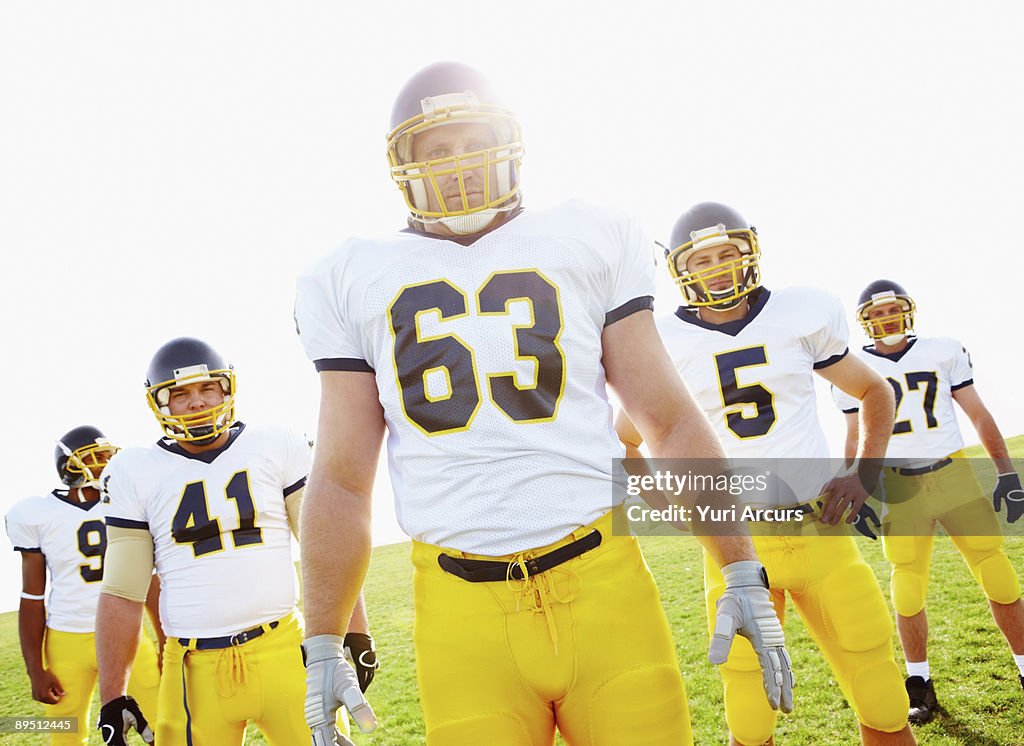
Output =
[
  {"x1": 832, "y1": 337, "x2": 973, "y2": 466},
  {"x1": 295, "y1": 201, "x2": 656, "y2": 555},
  {"x1": 101, "y1": 423, "x2": 309, "y2": 638},
  {"x1": 656, "y1": 287, "x2": 849, "y2": 501},
  {"x1": 5, "y1": 492, "x2": 108, "y2": 633}
]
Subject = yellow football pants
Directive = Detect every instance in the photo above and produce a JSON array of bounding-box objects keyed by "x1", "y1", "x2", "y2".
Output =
[
  {"x1": 882, "y1": 457, "x2": 1021, "y2": 616},
  {"x1": 412, "y1": 509, "x2": 692, "y2": 746},
  {"x1": 704, "y1": 535, "x2": 908, "y2": 745},
  {"x1": 157, "y1": 613, "x2": 317, "y2": 746},
  {"x1": 42, "y1": 627, "x2": 161, "y2": 746}
]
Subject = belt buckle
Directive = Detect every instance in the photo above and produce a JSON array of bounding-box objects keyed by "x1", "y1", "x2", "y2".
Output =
[{"x1": 229, "y1": 630, "x2": 249, "y2": 646}]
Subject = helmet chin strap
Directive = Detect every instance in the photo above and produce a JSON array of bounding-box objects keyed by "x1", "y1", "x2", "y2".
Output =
[
  {"x1": 437, "y1": 209, "x2": 502, "y2": 235},
  {"x1": 880, "y1": 332, "x2": 907, "y2": 345}
]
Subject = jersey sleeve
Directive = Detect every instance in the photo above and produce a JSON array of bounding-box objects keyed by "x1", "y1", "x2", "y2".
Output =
[
  {"x1": 806, "y1": 291, "x2": 850, "y2": 369},
  {"x1": 604, "y1": 211, "x2": 657, "y2": 325},
  {"x1": 100, "y1": 454, "x2": 150, "y2": 531},
  {"x1": 280, "y1": 430, "x2": 312, "y2": 497},
  {"x1": 948, "y1": 341, "x2": 974, "y2": 390},
  {"x1": 831, "y1": 383, "x2": 860, "y2": 414},
  {"x1": 294, "y1": 245, "x2": 374, "y2": 373},
  {"x1": 4, "y1": 501, "x2": 41, "y2": 553}
]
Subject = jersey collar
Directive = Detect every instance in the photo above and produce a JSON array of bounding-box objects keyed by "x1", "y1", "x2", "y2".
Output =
[
  {"x1": 400, "y1": 206, "x2": 525, "y2": 247},
  {"x1": 863, "y1": 336, "x2": 918, "y2": 362},
  {"x1": 156, "y1": 422, "x2": 247, "y2": 463},
  {"x1": 673, "y1": 288, "x2": 772, "y2": 337},
  {"x1": 50, "y1": 489, "x2": 102, "y2": 512}
]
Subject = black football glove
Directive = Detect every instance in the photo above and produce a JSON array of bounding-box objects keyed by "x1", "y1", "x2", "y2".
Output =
[
  {"x1": 344, "y1": 632, "x2": 379, "y2": 692},
  {"x1": 852, "y1": 501, "x2": 882, "y2": 540},
  {"x1": 97, "y1": 695, "x2": 154, "y2": 745},
  {"x1": 994, "y1": 472, "x2": 1024, "y2": 524}
]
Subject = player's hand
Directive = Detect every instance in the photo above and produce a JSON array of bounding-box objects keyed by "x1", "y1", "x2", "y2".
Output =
[
  {"x1": 818, "y1": 473, "x2": 869, "y2": 526},
  {"x1": 708, "y1": 560, "x2": 794, "y2": 713},
  {"x1": 344, "y1": 632, "x2": 379, "y2": 692},
  {"x1": 303, "y1": 634, "x2": 378, "y2": 746},
  {"x1": 29, "y1": 668, "x2": 64, "y2": 704},
  {"x1": 994, "y1": 472, "x2": 1024, "y2": 524},
  {"x1": 97, "y1": 695, "x2": 154, "y2": 746}
]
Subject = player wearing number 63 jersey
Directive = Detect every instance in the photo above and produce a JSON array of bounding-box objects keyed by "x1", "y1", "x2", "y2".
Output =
[
  {"x1": 295, "y1": 62, "x2": 792, "y2": 746},
  {"x1": 4, "y1": 426, "x2": 161, "y2": 746},
  {"x1": 834, "y1": 280, "x2": 1024, "y2": 725},
  {"x1": 618, "y1": 203, "x2": 915, "y2": 746},
  {"x1": 95, "y1": 337, "x2": 373, "y2": 746}
]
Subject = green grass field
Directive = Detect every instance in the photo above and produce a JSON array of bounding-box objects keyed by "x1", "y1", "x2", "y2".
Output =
[{"x1": 3, "y1": 437, "x2": 1023, "y2": 745}]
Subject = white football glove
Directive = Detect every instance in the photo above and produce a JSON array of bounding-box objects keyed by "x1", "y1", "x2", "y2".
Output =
[
  {"x1": 303, "y1": 634, "x2": 378, "y2": 746},
  {"x1": 708, "y1": 560, "x2": 795, "y2": 713}
]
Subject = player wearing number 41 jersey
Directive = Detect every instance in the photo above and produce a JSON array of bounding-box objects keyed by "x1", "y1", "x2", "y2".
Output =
[
  {"x1": 4, "y1": 426, "x2": 161, "y2": 746},
  {"x1": 295, "y1": 62, "x2": 793, "y2": 746},
  {"x1": 95, "y1": 337, "x2": 375, "y2": 746},
  {"x1": 834, "y1": 280, "x2": 1024, "y2": 725},
  {"x1": 618, "y1": 202, "x2": 915, "y2": 746}
]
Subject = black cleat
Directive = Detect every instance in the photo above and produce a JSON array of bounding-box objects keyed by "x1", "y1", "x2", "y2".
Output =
[{"x1": 906, "y1": 675, "x2": 939, "y2": 725}]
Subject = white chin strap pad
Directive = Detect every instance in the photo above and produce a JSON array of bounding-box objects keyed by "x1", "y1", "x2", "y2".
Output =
[
  {"x1": 881, "y1": 333, "x2": 906, "y2": 345},
  {"x1": 439, "y1": 210, "x2": 500, "y2": 234}
]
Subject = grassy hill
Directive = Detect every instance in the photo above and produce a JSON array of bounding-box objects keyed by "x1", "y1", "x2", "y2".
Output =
[{"x1": 2, "y1": 436, "x2": 1023, "y2": 744}]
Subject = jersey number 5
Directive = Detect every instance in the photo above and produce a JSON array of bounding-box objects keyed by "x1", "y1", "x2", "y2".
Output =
[
  {"x1": 172, "y1": 470, "x2": 264, "y2": 558},
  {"x1": 388, "y1": 270, "x2": 566, "y2": 435},
  {"x1": 714, "y1": 346, "x2": 778, "y2": 439}
]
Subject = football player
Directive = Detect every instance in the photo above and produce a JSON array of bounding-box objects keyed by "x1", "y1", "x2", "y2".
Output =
[
  {"x1": 4, "y1": 426, "x2": 161, "y2": 746},
  {"x1": 294, "y1": 62, "x2": 793, "y2": 746},
  {"x1": 94, "y1": 337, "x2": 376, "y2": 746},
  {"x1": 834, "y1": 279, "x2": 1024, "y2": 724},
  {"x1": 617, "y1": 202, "x2": 915, "y2": 745}
]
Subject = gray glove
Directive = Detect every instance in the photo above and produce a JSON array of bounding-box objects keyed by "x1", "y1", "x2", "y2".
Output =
[
  {"x1": 708, "y1": 560, "x2": 795, "y2": 713},
  {"x1": 302, "y1": 634, "x2": 378, "y2": 746}
]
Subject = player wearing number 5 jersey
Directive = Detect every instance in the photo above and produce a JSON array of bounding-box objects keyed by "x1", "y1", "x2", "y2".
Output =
[
  {"x1": 295, "y1": 63, "x2": 793, "y2": 746},
  {"x1": 618, "y1": 202, "x2": 914, "y2": 745},
  {"x1": 834, "y1": 280, "x2": 1024, "y2": 724},
  {"x1": 4, "y1": 426, "x2": 161, "y2": 746},
  {"x1": 95, "y1": 337, "x2": 374, "y2": 746}
]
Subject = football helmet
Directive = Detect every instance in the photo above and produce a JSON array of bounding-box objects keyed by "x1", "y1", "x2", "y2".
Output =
[
  {"x1": 55, "y1": 425, "x2": 118, "y2": 491},
  {"x1": 665, "y1": 202, "x2": 761, "y2": 309},
  {"x1": 386, "y1": 61, "x2": 524, "y2": 235},
  {"x1": 145, "y1": 337, "x2": 236, "y2": 444},
  {"x1": 856, "y1": 279, "x2": 915, "y2": 344}
]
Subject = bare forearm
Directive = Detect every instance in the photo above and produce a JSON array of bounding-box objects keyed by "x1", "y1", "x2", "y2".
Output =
[
  {"x1": 973, "y1": 412, "x2": 1013, "y2": 473},
  {"x1": 96, "y1": 593, "x2": 144, "y2": 703},
  {"x1": 647, "y1": 413, "x2": 756, "y2": 567},
  {"x1": 301, "y1": 478, "x2": 372, "y2": 637},
  {"x1": 856, "y1": 382, "x2": 895, "y2": 460},
  {"x1": 347, "y1": 592, "x2": 370, "y2": 635},
  {"x1": 18, "y1": 601, "x2": 46, "y2": 675}
]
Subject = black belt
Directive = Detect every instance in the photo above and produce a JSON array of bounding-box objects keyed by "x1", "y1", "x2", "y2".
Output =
[
  {"x1": 178, "y1": 620, "x2": 279, "y2": 650},
  {"x1": 438, "y1": 529, "x2": 602, "y2": 583},
  {"x1": 892, "y1": 457, "x2": 953, "y2": 477}
]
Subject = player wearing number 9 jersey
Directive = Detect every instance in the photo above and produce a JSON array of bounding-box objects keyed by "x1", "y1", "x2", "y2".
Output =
[
  {"x1": 95, "y1": 337, "x2": 373, "y2": 746},
  {"x1": 295, "y1": 62, "x2": 793, "y2": 746},
  {"x1": 4, "y1": 426, "x2": 161, "y2": 746},
  {"x1": 617, "y1": 203, "x2": 915, "y2": 745},
  {"x1": 833, "y1": 280, "x2": 1024, "y2": 724}
]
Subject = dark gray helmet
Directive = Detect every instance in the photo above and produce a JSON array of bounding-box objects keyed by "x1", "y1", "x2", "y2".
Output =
[
  {"x1": 55, "y1": 425, "x2": 117, "y2": 489},
  {"x1": 145, "y1": 337, "x2": 236, "y2": 443}
]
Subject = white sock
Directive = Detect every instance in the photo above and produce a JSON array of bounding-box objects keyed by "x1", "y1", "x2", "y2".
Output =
[
  {"x1": 906, "y1": 660, "x2": 930, "y2": 681},
  {"x1": 1014, "y1": 653, "x2": 1024, "y2": 677}
]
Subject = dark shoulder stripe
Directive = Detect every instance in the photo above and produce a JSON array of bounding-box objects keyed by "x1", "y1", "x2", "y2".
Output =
[
  {"x1": 605, "y1": 296, "x2": 654, "y2": 327},
  {"x1": 841, "y1": 407, "x2": 860, "y2": 414},
  {"x1": 813, "y1": 348, "x2": 849, "y2": 370},
  {"x1": 284, "y1": 476, "x2": 307, "y2": 498},
  {"x1": 951, "y1": 379, "x2": 974, "y2": 391},
  {"x1": 106, "y1": 517, "x2": 150, "y2": 530},
  {"x1": 314, "y1": 358, "x2": 375, "y2": 373},
  {"x1": 14, "y1": 546, "x2": 41, "y2": 553}
]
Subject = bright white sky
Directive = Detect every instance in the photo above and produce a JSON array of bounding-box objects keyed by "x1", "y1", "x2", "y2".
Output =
[{"x1": 1, "y1": 2, "x2": 1022, "y2": 612}]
